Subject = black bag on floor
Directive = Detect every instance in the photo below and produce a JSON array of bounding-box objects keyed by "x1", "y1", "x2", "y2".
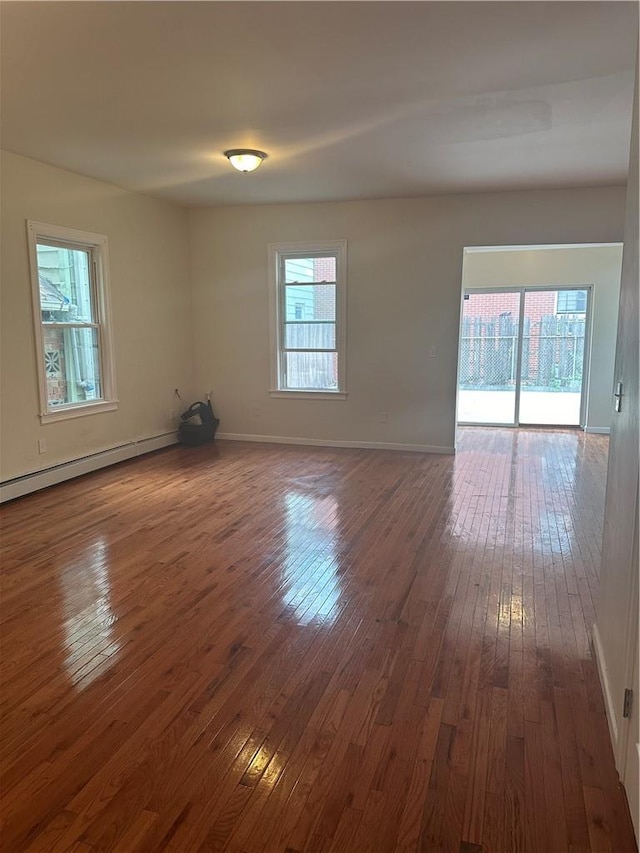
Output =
[{"x1": 178, "y1": 400, "x2": 219, "y2": 446}]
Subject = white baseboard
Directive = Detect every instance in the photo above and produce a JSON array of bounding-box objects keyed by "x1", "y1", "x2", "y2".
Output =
[
  {"x1": 584, "y1": 426, "x2": 611, "y2": 434},
  {"x1": 216, "y1": 432, "x2": 455, "y2": 455},
  {"x1": 592, "y1": 622, "x2": 619, "y2": 749},
  {"x1": 0, "y1": 431, "x2": 178, "y2": 503}
]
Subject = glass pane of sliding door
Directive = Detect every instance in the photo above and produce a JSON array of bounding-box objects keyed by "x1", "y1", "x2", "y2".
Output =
[
  {"x1": 519, "y1": 288, "x2": 588, "y2": 426},
  {"x1": 458, "y1": 290, "x2": 521, "y2": 424}
]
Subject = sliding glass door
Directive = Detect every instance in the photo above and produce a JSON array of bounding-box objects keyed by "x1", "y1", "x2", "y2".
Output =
[
  {"x1": 457, "y1": 287, "x2": 590, "y2": 427},
  {"x1": 457, "y1": 290, "x2": 521, "y2": 424},
  {"x1": 519, "y1": 288, "x2": 588, "y2": 425}
]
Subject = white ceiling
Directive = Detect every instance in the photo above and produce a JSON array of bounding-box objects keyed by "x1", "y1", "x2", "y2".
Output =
[{"x1": 1, "y1": 1, "x2": 637, "y2": 207}]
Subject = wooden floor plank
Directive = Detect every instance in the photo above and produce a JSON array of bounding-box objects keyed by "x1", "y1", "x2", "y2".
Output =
[{"x1": 1, "y1": 428, "x2": 636, "y2": 852}]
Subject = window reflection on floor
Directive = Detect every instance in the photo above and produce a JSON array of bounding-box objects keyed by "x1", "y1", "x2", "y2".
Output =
[
  {"x1": 452, "y1": 429, "x2": 591, "y2": 558},
  {"x1": 61, "y1": 536, "x2": 121, "y2": 688},
  {"x1": 281, "y1": 492, "x2": 342, "y2": 625}
]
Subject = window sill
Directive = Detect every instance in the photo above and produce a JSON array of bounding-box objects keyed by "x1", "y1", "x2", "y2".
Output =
[
  {"x1": 40, "y1": 400, "x2": 119, "y2": 424},
  {"x1": 269, "y1": 390, "x2": 347, "y2": 400}
]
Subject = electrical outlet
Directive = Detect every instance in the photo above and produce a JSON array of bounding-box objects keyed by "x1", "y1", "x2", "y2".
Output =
[
  {"x1": 429, "y1": 345, "x2": 437, "y2": 358},
  {"x1": 378, "y1": 412, "x2": 388, "y2": 423},
  {"x1": 38, "y1": 438, "x2": 46, "y2": 454},
  {"x1": 169, "y1": 409, "x2": 175, "y2": 422}
]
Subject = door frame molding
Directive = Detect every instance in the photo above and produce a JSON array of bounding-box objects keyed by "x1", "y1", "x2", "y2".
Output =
[{"x1": 617, "y1": 485, "x2": 639, "y2": 772}]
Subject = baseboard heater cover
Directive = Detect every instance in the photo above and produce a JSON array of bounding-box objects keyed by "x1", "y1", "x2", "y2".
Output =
[{"x1": 0, "y1": 432, "x2": 178, "y2": 503}]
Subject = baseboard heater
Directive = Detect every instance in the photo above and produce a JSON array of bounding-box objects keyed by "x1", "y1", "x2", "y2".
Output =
[{"x1": 0, "y1": 432, "x2": 178, "y2": 503}]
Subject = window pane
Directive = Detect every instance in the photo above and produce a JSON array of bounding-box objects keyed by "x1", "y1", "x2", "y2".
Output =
[
  {"x1": 284, "y1": 256, "x2": 336, "y2": 283},
  {"x1": 37, "y1": 243, "x2": 94, "y2": 323},
  {"x1": 284, "y1": 284, "x2": 335, "y2": 321},
  {"x1": 44, "y1": 326, "x2": 102, "y2": 407},
  {"x1": 285, "y1": 322, "x2": 336, "y2": 350},
  {"x1": 556, "y1": 289, "x2": 587, "y2": 315},
  {"x1": 284, "y1": 352, "x2": 338, "y2": 390}
]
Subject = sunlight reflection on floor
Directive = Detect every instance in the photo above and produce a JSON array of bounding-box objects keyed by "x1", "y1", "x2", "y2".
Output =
[
  {"x1": 61, "y1": 537, "x2": 121, "y2": 688},
  {"x1": 281, "y1": 492, "x2": 343, "y2": 626}
]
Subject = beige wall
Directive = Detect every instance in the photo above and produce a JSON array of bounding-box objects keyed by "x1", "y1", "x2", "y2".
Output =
[
  {"x1": 462, "y1": 245, "x2": 623, "y2": 431},
  {"x1": 0, "y1": 151, "x2": 628, "y2": 478},
  {"x1": 189, "y1": 187, "x2": 626, "y2": 452},
  {"x1": 0, "y1": 151, "x2": 194, "y2": 481}
]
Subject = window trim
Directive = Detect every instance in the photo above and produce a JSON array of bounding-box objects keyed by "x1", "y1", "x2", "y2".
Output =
[
  {"x1": 27, "y1": 220, "x2": 118, "y2": 423},
  {"x1": 268, "y1": 240, "x2": 347, "y2": 399}
]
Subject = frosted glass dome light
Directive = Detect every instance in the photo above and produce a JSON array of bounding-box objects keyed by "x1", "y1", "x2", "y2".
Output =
[{"x1": 224, "y1": 149, "x2": 268, "y2": 173}]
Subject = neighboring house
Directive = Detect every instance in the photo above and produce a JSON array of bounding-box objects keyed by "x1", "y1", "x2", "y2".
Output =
[
  {"x1": 284, "y1": 256, "x2": 338, "y2": 390},
  {"x1": 37, "y1": 246, "x2": 98, "y2": 408}
]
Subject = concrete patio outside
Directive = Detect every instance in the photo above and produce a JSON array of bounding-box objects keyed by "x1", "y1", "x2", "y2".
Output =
[{"x1": 457, "y1": 388, "x2": 582, "y2": 424}]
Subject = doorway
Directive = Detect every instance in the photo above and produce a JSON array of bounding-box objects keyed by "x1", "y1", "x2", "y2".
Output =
[{"x1": 457, "y1": 286, "x2": 590, "y2": 427}]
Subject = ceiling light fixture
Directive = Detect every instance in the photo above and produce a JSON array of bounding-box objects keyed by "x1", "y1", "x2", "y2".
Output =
[{"x1": 224, "y1": 149, "x2": 268, "y2": 173}]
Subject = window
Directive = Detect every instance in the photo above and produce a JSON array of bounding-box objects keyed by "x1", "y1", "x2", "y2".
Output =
[
  {"x1": 556, "y1": 289, "x2": 587, "y2": 315},
  {"x1": 27, "y1": 221, "x2": 117, "y2": 422},
  {"x1": 268, "y1": 241, "x2": 347, "y2": 397}
]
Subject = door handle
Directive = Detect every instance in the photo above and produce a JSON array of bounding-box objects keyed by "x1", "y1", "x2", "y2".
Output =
[{"x1": 614, "y1": 381, "x2": 623, "y2": 412}]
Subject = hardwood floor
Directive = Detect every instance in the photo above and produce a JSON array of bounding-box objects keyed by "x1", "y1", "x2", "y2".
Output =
[{"x1": 1, "y1": 429, "x2": 636, "y2": 852}]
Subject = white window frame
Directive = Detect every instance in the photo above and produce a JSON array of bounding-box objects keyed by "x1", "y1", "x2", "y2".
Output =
[
  {"x1": 27, "y1": 220, "x2": 118, "y2": 423},
  {"x1": 268, "y1": 240, "x2": 347, "y2": 399}
]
